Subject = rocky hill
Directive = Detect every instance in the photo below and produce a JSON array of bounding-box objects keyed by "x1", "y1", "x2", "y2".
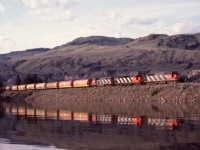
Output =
[
  {"x1": 55, "y1": 36, "x2": 133, "y2": 48},
  {"x1": 130, "y1": 33, "x2": 200, "y2": 50},
  {"x1": 0, "y1": 33, "x2": 200, "y2": 85}
]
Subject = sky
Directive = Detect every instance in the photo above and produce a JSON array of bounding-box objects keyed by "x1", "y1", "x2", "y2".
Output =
[{"x1": 0, "y1": 0, "x2": 200, "y2": 54}]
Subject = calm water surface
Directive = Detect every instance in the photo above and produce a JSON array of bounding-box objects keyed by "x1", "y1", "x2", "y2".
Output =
[{"x1": 0, "y1": 102, "x2": 200, "y2": 150}]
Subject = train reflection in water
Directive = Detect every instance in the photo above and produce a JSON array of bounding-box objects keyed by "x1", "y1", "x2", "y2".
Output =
[
  {"x1": 1, "y1": 103, "x2": 200, "y2": 150},
  {"x1": 5, "y1": 105, "x2": 181, "y2": 130}
]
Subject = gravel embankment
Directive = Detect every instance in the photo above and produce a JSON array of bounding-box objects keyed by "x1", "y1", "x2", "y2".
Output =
[{"x1": 1, "y1": 83, "x2": 200, "y2": 115}]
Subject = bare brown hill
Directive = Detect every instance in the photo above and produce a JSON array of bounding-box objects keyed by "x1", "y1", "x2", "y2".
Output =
[
  {"x1": 0, "y1": 33, "x2": 200, "y2": 85},
  {"x1": 55, "y1": 36, "x2": 133, "y2": 48}
]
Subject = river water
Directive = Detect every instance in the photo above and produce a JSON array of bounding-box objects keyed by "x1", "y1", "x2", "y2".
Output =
[{"x1": 0, "y1": 102, "x2": 200, "y2": 150}]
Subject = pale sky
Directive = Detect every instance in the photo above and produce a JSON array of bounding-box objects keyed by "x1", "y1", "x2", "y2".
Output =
[{"x1": 0, "y1": 0, "x2": 200, "y2": 54}]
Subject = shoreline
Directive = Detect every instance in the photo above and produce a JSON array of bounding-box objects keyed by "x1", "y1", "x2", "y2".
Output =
[{"x1": 1, "y1": 83, "x2": 200, "y2": 116}]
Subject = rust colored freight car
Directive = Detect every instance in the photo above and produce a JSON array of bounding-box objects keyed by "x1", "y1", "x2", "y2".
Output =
[
  {"x1": 58, "y1": 80, "x2": 73, "y2": 88},
  {"x1": 35, "y1": 83, "x2": 46, "y2": 90},
  {"x1": 11, "y1": 85, "x2": 18, "y2": 91},
  {"x1": 18, "y1": 85, "x2": 26, "y2": 91},
  {"x1": 45, "y1": 82, "x2": 59, "y2": 89},
  {"x1": 26, "y1": 84, "x2": 36, "y2": 90},
  {"x1": 73, "y1": 79, "x2": 92, "y2": 87}
]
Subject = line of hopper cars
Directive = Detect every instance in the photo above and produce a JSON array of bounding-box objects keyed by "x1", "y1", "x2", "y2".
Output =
[{"x1": 4, "y1": 71, "x2": 181, "y2": 91}]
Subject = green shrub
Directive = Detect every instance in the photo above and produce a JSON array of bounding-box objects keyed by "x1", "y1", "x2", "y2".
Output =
[
  {"x1": 150, "y1": 89, "x2": 159, "y2": 96},
  {"x1": 28, "y1": 92, "x2": 33, "y2": 96},
  {"x1": 151, "y1": 104, "x2": 159, "y2": 112}
]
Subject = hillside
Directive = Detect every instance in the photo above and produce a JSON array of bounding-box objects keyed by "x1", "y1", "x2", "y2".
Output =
[{"x1": 0, "y1": 34, "x2": 200, "y2": 85}]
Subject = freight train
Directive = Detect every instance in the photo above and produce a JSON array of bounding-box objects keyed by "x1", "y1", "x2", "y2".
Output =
[{"x1": 2, "y1": 71, "x2": 181, "y2": 91}]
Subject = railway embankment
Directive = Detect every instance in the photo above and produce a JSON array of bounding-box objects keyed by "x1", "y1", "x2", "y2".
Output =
[{"x1": 1, "y1": 83, "x2": 200, "y2": 115}]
